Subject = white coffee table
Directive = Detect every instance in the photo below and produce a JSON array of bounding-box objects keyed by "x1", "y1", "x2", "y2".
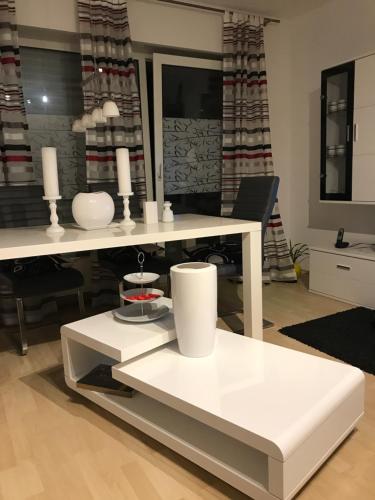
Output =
[{"x1": 61, "y1": 298, "x2": 364, "y2": 500}]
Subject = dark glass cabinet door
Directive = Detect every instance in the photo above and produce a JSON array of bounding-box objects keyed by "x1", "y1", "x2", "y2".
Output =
[{"x1": 320, "y1": 61, "x2": 355, "y2": 200}]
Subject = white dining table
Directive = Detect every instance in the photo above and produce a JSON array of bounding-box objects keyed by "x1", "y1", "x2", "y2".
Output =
[{"x1": 0, "y1": 214, "x2": 263, "y2": 339}]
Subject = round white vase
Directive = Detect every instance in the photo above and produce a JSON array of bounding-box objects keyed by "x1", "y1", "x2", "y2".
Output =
[
  {"x1": 72, "y1": 192, "x2": 115, "y2": 230},
  {"x1": 171, "y1": 262, "x2": 217, "y2": 357}
]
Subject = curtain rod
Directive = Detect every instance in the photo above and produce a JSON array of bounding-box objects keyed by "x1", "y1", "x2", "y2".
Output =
[{"x1": 156, "y1": 0, "x2": 281, "y2": 25}]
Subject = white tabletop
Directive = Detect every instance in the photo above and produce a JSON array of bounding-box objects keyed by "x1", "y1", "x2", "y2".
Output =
[
  {"x1": 0, "y1": 214, "x2": 260, "y2": 260},
  {"x1": 113, "y1": 330, "x2": 364, "y2": 461},
  {"x1": 61, "y1": 298, "x2": 176, "y2": 362},
  {"x1": 310, "y1": 243, "x2": 375, "y2": 261}
]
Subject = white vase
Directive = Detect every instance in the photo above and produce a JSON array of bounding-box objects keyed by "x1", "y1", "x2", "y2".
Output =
[
  {"x1": 162, "y1": 201, "x2": 174, "y2": 222},
  {"x1": 72, "y1": 192, "x2": 115, "y2": 230},
  {"x1": 171, "y1": 262, "x2": 217, "y2": 357}
]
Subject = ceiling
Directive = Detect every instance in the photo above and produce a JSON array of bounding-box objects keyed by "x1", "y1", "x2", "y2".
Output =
[{"x1": 176, "y1": 0, "x2": 333, "y2": 19}]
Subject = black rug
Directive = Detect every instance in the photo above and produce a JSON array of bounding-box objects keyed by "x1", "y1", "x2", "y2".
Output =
[{"x1": 279, "y1": 307, "x2": 375, "y2": 375}]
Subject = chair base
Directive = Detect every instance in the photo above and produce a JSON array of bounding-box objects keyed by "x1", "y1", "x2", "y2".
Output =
[
  {"x1": 263, "y1": 318, "x2": 274, "y2": 329},
  {"x1": 220, "y1": 313, "x2": 274, "y2": 334},
  {"x1": 14, "y1": 288, "x2": 85, "y2": 356},
  {"x1": 15, "y1": 298, "x2": 28, "y2": 356}
]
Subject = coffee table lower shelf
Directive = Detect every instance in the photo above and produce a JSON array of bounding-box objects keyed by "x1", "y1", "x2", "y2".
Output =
[{"x1": 69, "y1": 382, "x2": 272, "y2": 499}]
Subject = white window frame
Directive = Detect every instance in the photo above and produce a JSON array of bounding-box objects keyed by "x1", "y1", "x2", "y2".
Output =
[{"x1": 133, "y1": 52, "x2": 154, "y2": 201}]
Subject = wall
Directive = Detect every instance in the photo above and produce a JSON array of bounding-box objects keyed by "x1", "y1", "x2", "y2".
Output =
[
  {"x1": 128, "y1": 1, "x2": 222, "y2": 54},
  {"x1": 264, "y1": 21, "x2": 293, "y2": 239},
  {"x1": 288, "y1": 0, "x2": 375, "y2": 247},
  {"x1": 15, "y1": 0, "x2": 78, "y2": 32}
]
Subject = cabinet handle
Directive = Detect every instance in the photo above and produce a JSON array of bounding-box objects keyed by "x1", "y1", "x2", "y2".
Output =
[
  {"x1": 158, "y1": 163, "x2": 163, "y2": 180},
  {"x1": 346, "y1": 125, "x2": 350, "y2": 142},
  {"x1": 353, "y1": 123, "x2": 359, "y2": 142},
  {"x1": 336, "y1": 264, "x2": 351, "y2": 271}
]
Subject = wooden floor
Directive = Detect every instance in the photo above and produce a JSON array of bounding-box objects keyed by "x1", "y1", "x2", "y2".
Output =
[{"x1": 1, "y1": 276, "x2": 374, "y2": 500}]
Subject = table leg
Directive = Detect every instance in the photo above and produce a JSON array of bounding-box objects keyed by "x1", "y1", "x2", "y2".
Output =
[{"x1": 242, "y1": 230, "x2": 263, "y2": 339}]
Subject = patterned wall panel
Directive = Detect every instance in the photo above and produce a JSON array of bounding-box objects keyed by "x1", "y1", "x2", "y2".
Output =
[{"x1": 163, "y1": 118, "x2": 222, "y2": 195}]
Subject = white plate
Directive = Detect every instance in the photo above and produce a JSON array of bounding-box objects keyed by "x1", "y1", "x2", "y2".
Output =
[
  {"x1": 124, "y1": 272, "x2": 160, "y2": 284},
  {"x1": 120, "y1": 288, "x2": 164, "y2": 304},
  {"x1": 113, "y1": 303, "x2": 170, "y2": 323}
]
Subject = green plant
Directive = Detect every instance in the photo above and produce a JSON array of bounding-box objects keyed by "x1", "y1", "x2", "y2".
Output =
[{"x1": 289, "y1": 241, "x2": 309, "y2": 264}]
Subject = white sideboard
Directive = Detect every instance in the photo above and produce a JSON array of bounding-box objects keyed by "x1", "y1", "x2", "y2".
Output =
[{"x1": 309, "y1": 244, "x2": 375, "y2": 308}]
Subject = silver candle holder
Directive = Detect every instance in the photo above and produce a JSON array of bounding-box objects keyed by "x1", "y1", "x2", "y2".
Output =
[
  {"x1": 118, "y1": 192, "x2": 136, "y2": 228},
  {"x1": 43, "y1": 196, "x2": 65, "y2": 234}
]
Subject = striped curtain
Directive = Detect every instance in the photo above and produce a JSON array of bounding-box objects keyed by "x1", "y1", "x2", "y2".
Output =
[
  {"x1": 222, "y1": 12, "x2": 295, "y2": 282},
  {"x1": 0, "y1": 0, "x2": 33, "y2": 186},
  {"x1": 78, "y1": 0, "x2": 146, "y2": 199}
]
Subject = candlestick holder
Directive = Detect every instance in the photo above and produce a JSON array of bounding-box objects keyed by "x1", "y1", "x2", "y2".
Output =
[
  {"x1": 43, "y1": 196, "x2": 65, "y2": 234},
  {"x1": 118, "y1": 192, "x2": 136, "y2": 227}
]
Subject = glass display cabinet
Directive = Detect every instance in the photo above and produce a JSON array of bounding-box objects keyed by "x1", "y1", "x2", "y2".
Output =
[{"x1": 320, "y1": 61, "x2": 354, "y2": 200}]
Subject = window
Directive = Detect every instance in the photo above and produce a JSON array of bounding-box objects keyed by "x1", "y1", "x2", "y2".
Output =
[{"x1": 20, "y1": 47, "x2": 85, "y2": 200}]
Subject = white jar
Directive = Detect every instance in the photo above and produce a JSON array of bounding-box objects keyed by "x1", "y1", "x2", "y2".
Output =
[
  {"x1": 171, "y1": 262, "x2": 217, "y2": 357},
  {"x1": 72, "y1": 192, "x2": 115, "y2": 230},
  {"x1": 162, "y1": 201, "x2": 174, "y2": 222}
]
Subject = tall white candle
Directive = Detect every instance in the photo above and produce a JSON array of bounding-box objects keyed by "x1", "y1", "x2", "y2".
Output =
[
  {"x1": 41, "y1": 147, "x2": 60, "y2": 198},
  {"x1": 116, "y1": 148, "x2": 132, "y2": 194}
]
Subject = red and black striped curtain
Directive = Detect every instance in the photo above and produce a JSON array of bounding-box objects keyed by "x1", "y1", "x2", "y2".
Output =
[
  {"x1": 0, "y1": 0, "x2": 33, "y2": 186},
  {"x1": 221, "y1": 12, "x2": 295, "y2": 281},
  {"x1": 78, "y1": 0, "x2": 146, "y2": 199}
]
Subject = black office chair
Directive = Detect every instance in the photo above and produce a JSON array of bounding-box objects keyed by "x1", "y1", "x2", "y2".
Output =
[
  {"x1": 186, "y1": 176, "x2": 279, "y2": 272},
  {"x1": 0, "y1": 256, "x2": 85, "y2": 355},
  {"x1": 183, "y1": 176, "x2": 280, "y2": 330},
  {"x1": 0, "y1": 191, "x2": 86, "y2": 355}
]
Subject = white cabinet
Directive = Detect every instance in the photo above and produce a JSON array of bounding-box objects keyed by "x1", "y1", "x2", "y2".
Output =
[
  {"x1": 309, "y1": 246, "x2": 375, "y2": 308},
  {"x1": 352, "y1": 155, "x2": 375, "y2": 202},
  {"x1": 353, "y1": 106, "x2": 375, "y2": 155},
  {"x1": 354, "y1": 54, "x2": 375, "y2": 108},
  {"x1": 321, "y1": 53, "x2": 375, "y2": 203},
  {"x1": 352, "y1": 54, "x2": 375, "y2": 202}
]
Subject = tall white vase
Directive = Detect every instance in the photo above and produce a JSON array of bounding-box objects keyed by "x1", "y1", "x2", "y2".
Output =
[{"x1": 171, "y1": 262, "x2": 217, "y2": 357}]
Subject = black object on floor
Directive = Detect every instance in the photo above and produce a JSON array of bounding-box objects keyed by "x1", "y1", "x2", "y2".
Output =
[
  {"x1": 76, "y1": 364, "x2": 135, "y2": 397},
  {"x1": 279, "y1": 307, "x2": 375, "y2": 375}
]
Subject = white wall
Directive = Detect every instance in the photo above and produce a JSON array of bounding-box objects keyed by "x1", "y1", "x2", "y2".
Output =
[
  {"x1": 264, "y1": 21, "x2": 293, "y2": 239},
  {"x1": 128, "y1": 1, "x2": 222, "y2": 53},
  {"x1": 15, "y1": 0, "x2": 78, "y2": 32},
  {"x1": 288, "y1": 0, "x2": 375, "y2": 248}
]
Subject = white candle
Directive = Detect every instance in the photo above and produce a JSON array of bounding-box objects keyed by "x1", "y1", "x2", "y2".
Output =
[
  {"x1": 41, "y1": 147, "x2": 60, "y2": 198},
  {"x1": 116, "y1": 148, "x2": 132, "y2": 194}
]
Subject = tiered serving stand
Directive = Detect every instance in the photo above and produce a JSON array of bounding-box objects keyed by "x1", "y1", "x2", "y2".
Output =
[{"x1": 113, "y1": 253, "x2": 169, "y2": 323}]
